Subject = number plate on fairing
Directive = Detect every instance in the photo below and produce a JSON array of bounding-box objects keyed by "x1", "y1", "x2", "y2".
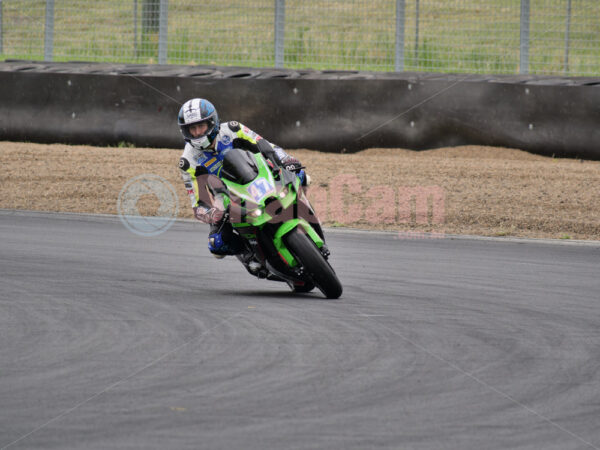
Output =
[{"x1": 248, "y1": 178, "x2": 275, "y2": 203}]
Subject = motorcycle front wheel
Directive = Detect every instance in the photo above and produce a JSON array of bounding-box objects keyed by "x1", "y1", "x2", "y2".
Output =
[{"x1": 284, "y1": 228, "x2": 342, "y2": 299}]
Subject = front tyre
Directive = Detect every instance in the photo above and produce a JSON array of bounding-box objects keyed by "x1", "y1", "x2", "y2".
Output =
[
  {"x1": 288, "y1": 280, "x2": 315, "y2": 293},
  {"x1": 284, "y1": 229, "x2": 342, "y2": 299}
]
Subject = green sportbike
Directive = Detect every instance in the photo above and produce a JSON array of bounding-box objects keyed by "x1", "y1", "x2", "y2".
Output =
[{"x1": 210, "y1": 147, "x2": 342, "y2": 299}]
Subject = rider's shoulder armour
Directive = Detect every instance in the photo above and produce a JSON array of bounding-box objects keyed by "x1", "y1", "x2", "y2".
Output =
[
  {"x1": 228, "y1": 121, "x2": 241, "y2": 132},
  {"x1": 178, "y1": 157, "x2": 190, "y2": 171}
]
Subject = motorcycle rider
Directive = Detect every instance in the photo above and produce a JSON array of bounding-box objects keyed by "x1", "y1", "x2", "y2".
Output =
[{"x1": 177, "y1": 98, "x2": 310, "y2": 259}]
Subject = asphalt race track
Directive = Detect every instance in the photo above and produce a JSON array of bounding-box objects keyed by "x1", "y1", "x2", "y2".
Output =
[{"x1": 1, "y1": 210, "x2": 599, "y2": 450}]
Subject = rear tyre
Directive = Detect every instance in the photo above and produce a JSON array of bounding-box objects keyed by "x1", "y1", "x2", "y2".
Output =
[{"x1": 284, "y1": 229, "x2": 342, "y2": 299}]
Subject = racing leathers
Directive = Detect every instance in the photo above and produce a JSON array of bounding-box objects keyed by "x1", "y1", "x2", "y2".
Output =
[{"x1": 178, "y1": 120, "x2": 304, "y2": 255}]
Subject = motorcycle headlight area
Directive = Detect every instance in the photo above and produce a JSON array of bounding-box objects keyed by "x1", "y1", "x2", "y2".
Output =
[
  {"x1": 249, "y1": 208, "x2": 263, "y2": 218},
  {"x1": 278, "y1": 186, "x2": 289, "y2": 199}
]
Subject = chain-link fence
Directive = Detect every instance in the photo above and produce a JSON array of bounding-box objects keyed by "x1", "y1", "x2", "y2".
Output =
[{"x1": 1, "y1": 0, "x2": 598, "y2": 76}]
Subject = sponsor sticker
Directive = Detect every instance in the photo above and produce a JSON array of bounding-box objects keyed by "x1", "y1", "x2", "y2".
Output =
[
  {"x1": 184, "y1": 110, "x2": 200, "y2": 122},
  {"x1": 203, "y1": 157, "x2": 217, "y2": 168}
]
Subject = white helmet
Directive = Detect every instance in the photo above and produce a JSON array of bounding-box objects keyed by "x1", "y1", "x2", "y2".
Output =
[{"x1": 178, "y1": 98, "x2": 220, "y2": 150}]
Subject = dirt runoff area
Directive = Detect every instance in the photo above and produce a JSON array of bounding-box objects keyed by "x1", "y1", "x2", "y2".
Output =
[{"x1": 1, "y1": 141, "x2": 599, "y2": 241}]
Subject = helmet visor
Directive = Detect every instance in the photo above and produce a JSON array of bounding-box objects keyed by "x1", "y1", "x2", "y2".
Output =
[{"x1": 181, "y1": 118, "x2": 216, "y2": 140}]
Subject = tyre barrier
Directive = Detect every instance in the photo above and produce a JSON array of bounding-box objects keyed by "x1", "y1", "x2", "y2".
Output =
[{"x1": 1, "y1": 60, "x2": 599, "y2": 159}]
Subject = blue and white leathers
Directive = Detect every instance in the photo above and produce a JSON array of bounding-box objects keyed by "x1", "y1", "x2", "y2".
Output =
[{"x1": 179, "y1": 121, "x2": 288, "y2": 220}]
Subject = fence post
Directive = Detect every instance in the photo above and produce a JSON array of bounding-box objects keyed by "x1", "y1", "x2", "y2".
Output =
[
  {"x1": 519, "y1": 0, "x2": 530, "y2": 74},
  {"x1": 44, "y1": 0, "x2": 55, "y2": 61},
  {"x1": 133, "y1": 0, "x2": 138, "y2": 58},
  {"x1": 564, "y1": 0, "x2": 572, "y2": 75},
  {"x1": 395, "y1": 0, "x2": 405, "y2": 71},
  {"x1": 274, "y1": 0, "x2": 285, "y2": 68},
  {"x1": 158, "y1": 0, "x2": 168, "y2": 64},
  {"x1": 0, "y1": 0, "x2": 3, "y2": 54},
  {"x1": 414, "y1": 0, "x2": 420, "y2": 58}
]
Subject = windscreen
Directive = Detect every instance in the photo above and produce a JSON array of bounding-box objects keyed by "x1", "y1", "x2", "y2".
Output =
[{"x1": 220, "y1": 148, "x2": 259, "y2": 184}]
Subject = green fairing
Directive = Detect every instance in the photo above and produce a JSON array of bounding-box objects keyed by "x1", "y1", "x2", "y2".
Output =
[
  {"x1": 223, "y1": 153, "x2": 276, "y2": 224},
  {"x1": 225, "y1": 153, "x2": 297, "y2": 227},
  {"x1": 219, "y1": 151, "x2": 322, "y2": 266},
  {"x1": 273, "y1": 219, "x2": 324, "y2": 267}
]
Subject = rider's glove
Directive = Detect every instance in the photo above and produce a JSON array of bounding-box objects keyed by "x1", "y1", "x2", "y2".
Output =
[
  {"x1": 206, "y1": 208, "x2": 225, "y2": 224},
  {"x1": 281, "y1": 156, "x2": 302, "y2": 172},
  {"x1": 297, "y1": 169, "x2": 311, "y2": 187},
  {"x1": 280, "y1": 156, "x2": 310, "y2": 186},
  {"x1": 194, "y1": 206, "x2": 224, "y2": 224}
]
